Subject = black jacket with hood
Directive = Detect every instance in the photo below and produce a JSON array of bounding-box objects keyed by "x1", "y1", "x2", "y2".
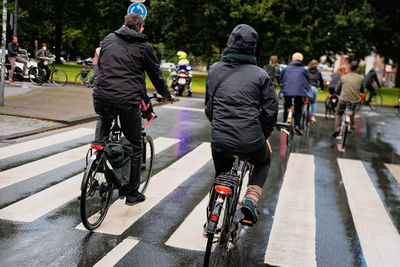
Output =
[
  {"x1": 205, "y1": 24, "x2": 278, "y2": 154},
  {"x1": 93, "y1": 26, "x2": 171, "y2": 105},
  {"x1": 308, "y1": 67, "x2": 324, "y2": 90}
]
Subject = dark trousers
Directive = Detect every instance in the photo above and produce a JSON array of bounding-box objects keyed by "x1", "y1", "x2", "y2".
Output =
[
  {"x1": 212, "y1": 143, "x2": 271, "y2": 188},
  {"x1": 283, "y1": 96, "x2": 303, "y2": 127},
  {"x1": 93, "y1": 99, "x2": 142, "y2": 194},
  {"x1": 366, "y1": 85, "x2": 376, "y2": 103},
  {"x1": 38, "y1": 61, "x2": 51, "y2": 82}
]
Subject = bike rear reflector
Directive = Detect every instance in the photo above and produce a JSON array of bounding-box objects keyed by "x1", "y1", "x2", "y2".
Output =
[
  {"x1": 241, "y1": 219, "x2": 252, "y2": 224},
  {"x1": 90, "y1": 144, "x2": 104, "y2": 150},
  {"x1": 215, "y1": 185, "x2": 232, "y2": 195},
  {"x1": 328, "y1": 94, "x2": 332, "y2": 98},
  {"x1": 210, "y1": 215, "x2": 218, "y2": 222}
]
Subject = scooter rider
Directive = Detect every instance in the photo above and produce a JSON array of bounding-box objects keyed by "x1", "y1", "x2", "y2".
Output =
[{"x1": 171, "y1": 50, "x2": 193, "y2": 96}]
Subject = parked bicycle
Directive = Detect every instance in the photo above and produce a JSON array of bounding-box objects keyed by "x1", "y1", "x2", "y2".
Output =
[
  {"x1": 80, "y1": 94, "x2": 161, "y2": 230},
  {"x1": 34, "y1": 57, "x2": 68, "y2": 86},
  {"x1": 203, "y1": 122, "x2": 291, "y2": 267},
  {"x1": 75, "y1": 59, "x2": 96, "y2": 87}
]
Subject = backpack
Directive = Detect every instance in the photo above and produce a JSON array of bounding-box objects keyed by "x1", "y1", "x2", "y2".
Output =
[{"x1": 102, "y1": 137, "x2": 133, "y2": 187}]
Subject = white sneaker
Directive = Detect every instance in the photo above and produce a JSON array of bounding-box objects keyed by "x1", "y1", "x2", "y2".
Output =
[{"x1": 311, "y1": 116, "x2": 316, "y2": 124}]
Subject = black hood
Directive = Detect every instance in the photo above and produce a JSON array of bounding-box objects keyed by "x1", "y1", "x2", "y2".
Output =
[
  {"x1": 114, "y1": 26, "x2": 148, "y2": 42},
  {"x1": 226, "y1": 24, "x2": 258, "y2": 55}
]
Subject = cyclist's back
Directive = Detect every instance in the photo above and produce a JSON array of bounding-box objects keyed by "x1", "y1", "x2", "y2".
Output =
[
  {"x1": 333, "y1": 61, "x2": 364, "y2": 137},
  {"x1": 279, "y1": 53, "x2": 311, "y2": 134},
  {"x1": 205, "y1": 24, "x2": 278, "y2": 224},
  {"x1": 92, "y1": 14, "x2": 171, "y2": 206}
]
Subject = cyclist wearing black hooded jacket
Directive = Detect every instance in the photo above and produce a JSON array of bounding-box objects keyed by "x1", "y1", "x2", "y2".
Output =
[
  {"x1": 93, "y1": 14, "x2": 172, "y2": 206},
  {"x1": 205, "y1": 24, "x2": 278, "y2": 224}
]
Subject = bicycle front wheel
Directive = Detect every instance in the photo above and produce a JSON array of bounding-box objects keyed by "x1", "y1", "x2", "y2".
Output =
[
  {"x1": 139, "y1": 135, "x2": 154, "y2": 194},
  {"x1": 80, "y1": 153, "x2": 113, "y2": 230},
  {"x1": 28, "y1": 67, "x2": 45, "y2": 85},
  {"x1": 51, "y1": 69, "x2": 68, "y2": 86}
]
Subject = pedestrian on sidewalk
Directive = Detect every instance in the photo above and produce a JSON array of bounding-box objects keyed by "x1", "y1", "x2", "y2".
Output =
[
  {"x1": 7, "y1": 36, "x2": 28, "y2": 84},
  {"x1": 307, "y1": 59, "x2": 324, "y2": 123},
  {"x1": 364, "y1": 68, "x2": 381, "y2": 105},
  {"x1": 36, "y1": 43, "x2": 56, "y2": 82}
]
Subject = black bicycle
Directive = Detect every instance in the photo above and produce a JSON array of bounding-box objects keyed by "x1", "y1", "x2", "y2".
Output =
[
  {"x1": 325, "y1": 93, "x2": 338, "y2": 119},
  {"x1": 34, "y1": 57, "x2": 68, "y2": 86},
  {"x1": 80, "y1": 94, "x2": 160, "y2": 230},
  {"x1": 75, "y1": 59, "x2": 96, "y2": 87},
  {"x1": 301, "y1": 97, "x2": 311, "y2": 131},
  {"x1": 203, "y1": 122, "x2": 291, "y2": 267}
]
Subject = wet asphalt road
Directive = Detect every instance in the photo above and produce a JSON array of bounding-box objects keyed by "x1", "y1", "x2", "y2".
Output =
[{"x1": 0, "y1": 97, "x2": 399, "y2": 267}]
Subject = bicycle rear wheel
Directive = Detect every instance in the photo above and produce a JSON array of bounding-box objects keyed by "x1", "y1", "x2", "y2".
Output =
[
  {"x1": 80, "y1": 153, "x2": 113, "y2": 230},
  {"x1": 341, "y1": 125, "x2": 348, "y2": 149},
  {"x1": 28, "y1": 67, "x2": 45, "y2": 85},
  {"x1": 204, "y1": 195, "x2": 232, "y2": 267},
  {"x1": 51, "y1": 69, "x2": 68, "y2": 86},
  {"x1": 139, "y1": 135, "x2": 154, "y2": 194},
  {"x1": 75, "y1": 72, "x2": 86, "y2": 86}
]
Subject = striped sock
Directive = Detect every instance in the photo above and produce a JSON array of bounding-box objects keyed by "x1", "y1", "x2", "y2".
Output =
[{"x1": 245, "y1": 185, "x2": 262, "y2": 204}]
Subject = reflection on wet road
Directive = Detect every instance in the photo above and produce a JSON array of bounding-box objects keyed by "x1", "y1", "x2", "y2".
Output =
[{"x1": 0, "y1": 98, "x2": 399, "y2": 267}]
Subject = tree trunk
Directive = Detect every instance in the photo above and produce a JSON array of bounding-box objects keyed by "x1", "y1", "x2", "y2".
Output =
[
  {"x1": 55, "y1": 21, "x2": 62, "y2": 64},
  {"x1": 395, "y1": 60, "x2": 400, "y2": 88}
]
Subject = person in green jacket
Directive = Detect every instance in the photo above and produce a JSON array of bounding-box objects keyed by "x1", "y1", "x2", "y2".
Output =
[{"x1": 332, "y1": 61, "x2": 365, "y2": 137}]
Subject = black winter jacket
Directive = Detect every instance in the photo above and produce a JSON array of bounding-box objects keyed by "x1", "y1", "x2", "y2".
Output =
[
  {"x1": 364, "y1": 69, "x2": 381, "y2": 88},
  {"x1": 308, "y1": 68, "x2": 324, "y2": 90},
  {"x1": 205, "y1": 25, "x2": 278, "y2": 154},
  {"x1": 93, "y1": 27, "x2": 171, "y2": 105},
  {"x1": 7, "y1": 42, "x2": 20, "y2": 57}
]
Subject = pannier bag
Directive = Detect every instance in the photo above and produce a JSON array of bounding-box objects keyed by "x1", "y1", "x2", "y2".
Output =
[{"x1": 102, "y1": 137, "x2": 133, "y2": 187}]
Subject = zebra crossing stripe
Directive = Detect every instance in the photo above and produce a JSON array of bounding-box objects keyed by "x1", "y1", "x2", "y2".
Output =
[
  {"x1": 0, "y1": 128, "x2": 93, "y2": 160},
  {"x1": 338, "y1": 159, "x2": 400, "y2": 267},
  {"x1": 75, "y1": 142, "x2": 211, "y2": 235},
  {"x1": 265, "y1": 153, "x2": 316, "y2": 267},
  {"x1": 384, "y1": 163, "x2": 400, "y2": 184},
  {"x1": 0, "y1": 174, "x2": 81, "y2": 222},
  {"x1": 165, "y1": 171, "x2": 250, "y2": 251},
  {"x1": 0, "y1": 145, "x2": 89, "y2": 190},
  {"x1": 93, "y1": 237, "x2": 139, "y2": 267},
  {"x1": 0, "y1": 138, "x2": 180, "y2": 222}
]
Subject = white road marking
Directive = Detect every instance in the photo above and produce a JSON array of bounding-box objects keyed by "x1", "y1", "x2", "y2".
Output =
[
  {"x1": 0, "y1": 144, "x2": 89, "y2": 190},
  {"x1": 165, "y1": 172, "x2": 249, "y2": 251},
  {"x1": 338, "y1": 159, "x2": 400, "y2": 267},
  {"x1": 93, "y1": 237, "x2": 139, "y2": 267},
  {"x1": 161, "y1": 105, "x2": 204, "y2": 113},
  {"x1": 0, "y1": 174, "x2": 81, "y2": 222},
  {"x1": 0, "y1": 128, "x2": 93, "y2": 160},
  {"x1": 75, "y1": 142, "x2": 211, "y2": 235},
  {"x1": 265, "y1": 153, "x2": 316, "y2": 267},
  {"x1": 0, "y1": 138, "x2": 180, "y2": 222},
  {"x1": 385, "y1": 163, "x2": 400, "y2": 184}
]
